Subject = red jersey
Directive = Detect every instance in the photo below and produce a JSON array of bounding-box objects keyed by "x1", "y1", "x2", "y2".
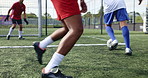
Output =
[{"x1": 10, "y1": 2, "x2": 26, "y2": 20}]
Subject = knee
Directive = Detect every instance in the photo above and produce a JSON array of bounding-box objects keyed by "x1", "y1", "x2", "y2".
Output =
[
  {"x1": 12, "y1": 25, "x2": 16, "y2": 29},
  {"x1": 120, "y1": 21, "x2": 127, "y2": 27},
  {"x1": 69, "y1": 28, "x2": 83, "y2": 36},
  {"x1": 20, "y1": 26, "x2": 23, "y2": 29},
  {"x1": 19, "y1": 25, "x2": 23, "y2": 29},
  {"x1": 106, "y1": 24, "x2": 112, "y2": 26},
  {"x1": 63, "y1": 27, "x2": 69, "y2": 32},
  {"x1": 74, "y1": 27, "x2": 84, "y2": 35}
]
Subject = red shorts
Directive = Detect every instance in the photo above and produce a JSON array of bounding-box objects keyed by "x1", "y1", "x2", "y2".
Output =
[{"x1": 51, "y1": 0, "x2": 81, "y2": 20}]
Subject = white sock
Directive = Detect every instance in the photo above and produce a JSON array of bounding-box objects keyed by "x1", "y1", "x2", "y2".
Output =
[
  {"x1": 7, "y1": 27, "x2": 14, "y2": 35},
  {"x1": 44, "y1": 52, "x2": 64, "y2": 73},
  {"x1": 18, "y1": 31, "x2": 22, "y2": 38},
  {"x1": 39, "y1": 36, "x2": 54, "y2": 49}
]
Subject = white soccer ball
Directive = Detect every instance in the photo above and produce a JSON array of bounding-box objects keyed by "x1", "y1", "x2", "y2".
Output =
[{"x1": 107, "y1": 39, "x2": 112, "y2": 48}]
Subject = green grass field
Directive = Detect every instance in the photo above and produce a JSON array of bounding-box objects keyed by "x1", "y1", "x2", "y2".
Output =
[{"x1": 0, "y1": 28, "x2": 148, "y2": 78}]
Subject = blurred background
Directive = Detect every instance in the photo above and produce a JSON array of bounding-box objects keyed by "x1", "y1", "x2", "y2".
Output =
[{"x1": 0, "y1": 0, "x2": 147, "y2": 36}]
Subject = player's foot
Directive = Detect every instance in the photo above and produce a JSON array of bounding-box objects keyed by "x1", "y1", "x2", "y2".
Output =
[
  {"x1": 107, "y1": 39, "x2": 118, "y2": 51},
  {"x1": 18, "y1": 36, "x2": 25, "y2": 40},
  {"x1": 42, "y1": 66, "x2": 73, "y2": 78},
  {"x1": 110, "y1": 40, "x2": 118, "y2": 50},
  {"x1": 33, "y1": 42, "x2": 46, "y2": 64},
  {"x1": 6, "y1": 35, "x2": 10, "y2": 40},
  {"x1": 125, "y1": 48, "x2": 132, "y2": 56}
]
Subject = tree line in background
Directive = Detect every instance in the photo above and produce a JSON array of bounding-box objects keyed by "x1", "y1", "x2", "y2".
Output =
[{"x1": 26, "y1": 10, "x2": 143, "y2": 24}]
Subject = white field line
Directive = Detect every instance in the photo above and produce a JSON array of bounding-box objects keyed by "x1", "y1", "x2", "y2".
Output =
[
  {"x1": 0, "y1": 43, "x2": 125, "y2": 49},
  {"x1": 0, "y1": 36, "x2": 126, "y2": 49},
  {"x1": 0, "y1": 34, "x2": 38, "y2": 37}
]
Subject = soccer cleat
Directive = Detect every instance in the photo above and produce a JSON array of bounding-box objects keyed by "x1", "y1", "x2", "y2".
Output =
[
  {"x1": 42, "y1": 67, "x2": 73, "y2": 78},
  {"x1": 125, "y1": 48, "x2": 132, "y2": 56},
  {"x1": 33, "y1": 42, "x2": 46, "y2": 64},
  {"x1": 18, "y1": 36, "x2": 25, "y2": 40},
  {"x1": 6, "y1": 35, "x2": 10, "y2": 40},
  {"x1": 110, "y1": 40, "x2": 118, "y2": 50},
  {"x1": 107, "y1": 39, "x2": 118, "y2": 51}
]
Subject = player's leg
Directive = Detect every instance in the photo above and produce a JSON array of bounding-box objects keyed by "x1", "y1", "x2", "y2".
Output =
[
  {"x1": 104, "y1": 12, "x2": 118, "y2": 50},
  {"x1": 104, "y1": 13, "x2": 116, "y2": 41},
  {"x1": 106, "y1": 25, "x2": 118, "y2": 50},
  {"x1": 120, "y1": 21, "x2": 132, "y2": 55},
  {"x1": 105, "y1": 25, "x2": 117, "y2": 41},
  {"x1": 41, "y1": 0, "x2": 82, "y2": 77},
  {"x1": 55, "y1": 15, "x2": 83, "y2": 55},
  {"x1": 120, "y1": 21, "x2": 130, "y2": 48},
  {"x1": 18, "y1": 24, "x2": 24, "y2": 39},
  {"x1": 116, "y1": 8, "x2": 132, "y2": 55},
  {"x1": 17, "y1": 19, "x2": 25, "y2": 40},
  {"x1": 6, "y1": 19, "x2": 17, "y2": 40},
  {"x1": 43, "y1": 14, "x2": 83, "y2": 77}
]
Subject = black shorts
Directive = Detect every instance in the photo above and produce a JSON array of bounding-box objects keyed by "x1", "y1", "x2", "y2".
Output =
[{"x1": 12, "y1": 19, "x2": 22, "y2": 24}]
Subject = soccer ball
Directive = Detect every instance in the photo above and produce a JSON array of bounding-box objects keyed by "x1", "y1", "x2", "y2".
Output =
[{"x1": 107, "y1": 39, "x2": 112, "y2": 48}]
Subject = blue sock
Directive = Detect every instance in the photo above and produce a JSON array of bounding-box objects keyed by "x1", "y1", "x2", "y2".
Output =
[
  {"x1": 122, "y1": 26, "x2": 130, "y2": 48},
  {"x1": 106, "y1": 26, "x2": 116, "y2": 41}
]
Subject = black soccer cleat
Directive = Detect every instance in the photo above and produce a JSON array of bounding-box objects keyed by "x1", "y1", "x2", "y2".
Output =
[
  {"x1": 6, "y1": 35, "x2": 10, "y2": 40},
  {"x1": 18, "y1": 36, "x2": 25, "y2": 40},
  {"x1": 33, "y1": 42, "x2": 46, "y2": 64},
  {"x1": 125, "y1": 52, "x2": 132, "y2": 56},
  {"x1": 42, "y1": 67, "x2": 73, "y2": 78}
]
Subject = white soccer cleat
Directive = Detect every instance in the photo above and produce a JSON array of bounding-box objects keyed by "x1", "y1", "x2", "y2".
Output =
[
  {"x1": 107, "y1": 39, "x2": 118, "y2": 50},
  {"x1": 111, "y1": 39, "x2": 118, "y2": 49},
  {"x1": 125, "y1": 48, "x2": 132, "y2": 56},
  {"x1": 107, "y1": 39, "x2": 112, "y2": 48}
]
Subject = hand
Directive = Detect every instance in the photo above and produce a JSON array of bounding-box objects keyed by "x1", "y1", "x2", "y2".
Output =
[
  {"x1": 4, "y1": 15, "x2": 9, "y2": 21},
  {"x1": 138, "y1": 0, "x2": 142, "y2": 5},
  {"x1": 24, "y1": 18, "x2": 29, "y2": 25},
  {"x1": 80, "y1": 1, "x2": 87, "y2": 13}
]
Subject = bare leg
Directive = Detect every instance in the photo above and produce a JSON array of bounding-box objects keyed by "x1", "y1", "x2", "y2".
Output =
[
  {"x1": 44, "y1": 15, "x2": 83, "y2": 73},
  {"x1": 7, "y1": 24, "x2": 16, "y2": 35},
  {"x1": 18, "y1": 24, "x2": 23, "y2": 31},
  {"x1": 120, "y1": 21, "x2": 127, "y2": 28},
  {"x1": 56, "y1": 14, "x2": 83, "y2": 55},
  {"x1": 50, "y1": 21, "x2": 69, "y2": 41},
  {"x1": 18, "y1": 24, "x2": 23, "y2": 38}
]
